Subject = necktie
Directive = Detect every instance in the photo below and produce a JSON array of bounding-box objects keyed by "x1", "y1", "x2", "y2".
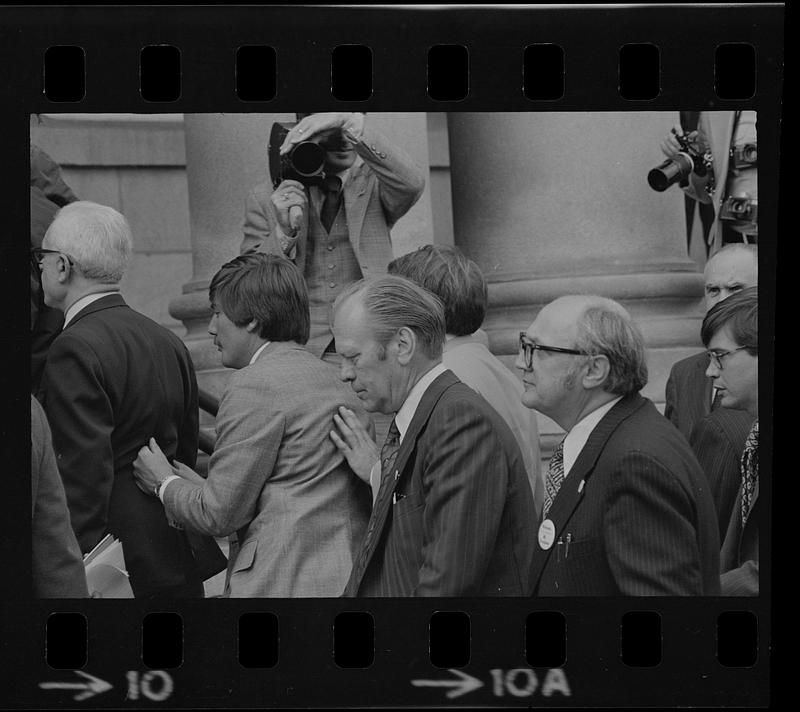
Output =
[
  {"x1": 320, "y1": 175, "x2": 343, "y2": 233},
  {"x1": 379, "y1": 418, "x2": 401, "y2": 485},
  {"x1": 542, "y1": 439, "x2": 565, "y2": 518},
  {"x1": 739, "y1": 420, "x2": 759, "y2": 527}
]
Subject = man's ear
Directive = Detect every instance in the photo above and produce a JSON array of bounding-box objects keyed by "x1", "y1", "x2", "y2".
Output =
[
  {"x1": 56, "y1": 255, "x2": 71, "y2": 284},
  {"x1": 394, "y1": 326, "x2": 417, "y2": 366},
  {"x1": 581, "y1": 354, "x2": 611, "y2": 390},
  {"x1": 245, "y1": 319, "x2": 259, "y2": 333}
]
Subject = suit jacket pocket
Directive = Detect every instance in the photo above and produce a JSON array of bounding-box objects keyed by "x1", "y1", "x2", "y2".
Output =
[
  {"x1": 561, "y1": 536, "x2": 599, "y2": 560},
  {"x1": 393, "y1": 490, "x2": 424, "y2": 520},
  {"x1": 231, "y1": 539, "x2": 258, "y2": 574}
]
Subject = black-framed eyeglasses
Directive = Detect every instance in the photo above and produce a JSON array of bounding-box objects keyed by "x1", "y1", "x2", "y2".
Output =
[
  {"x1": 518, "y1": 332, "x2": 592, "y2": 370},
  {"x1": 31, "y1": 247, "x2": 76, "y2": 267},
  {"x1": 706, "y1": 346, "x2": 752, "y2": 370}
]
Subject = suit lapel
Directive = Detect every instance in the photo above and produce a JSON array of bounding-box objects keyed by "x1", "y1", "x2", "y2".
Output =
[
  {"x1": 344, "y1": 164, "x2": 373, "y2": 259},
  {"x1": 529, "y1": 394, "x2": 647, "y2": 591}
]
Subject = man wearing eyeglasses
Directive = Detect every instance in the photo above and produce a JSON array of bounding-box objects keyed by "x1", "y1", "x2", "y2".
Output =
[
  {"x1": 35, "y1": 201, "x2": 225, "y2": 598},
  {"x1": 701, "y1": 287, "x2": 759, "y2": 595},
  {"x1": 518, "y1": 295, "x2": 720, "y2": 595},
  {"x1": 666, "y1": 244, "x2": 757, "y2": 540}
]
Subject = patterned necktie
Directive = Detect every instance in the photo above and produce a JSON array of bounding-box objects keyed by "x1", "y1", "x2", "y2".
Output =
[
  {"x1": 320, "y1": 175, "x2": 343, "y2": 233},
  {"x1": 542, "y1": 439, "x2": 565, "y2": 518},
  {"x1": 379, "y1": 418, "x2": 401, "y2": 487},
  {"x1": 739, "y1": 420, "x2": 759, "y2": 527}
]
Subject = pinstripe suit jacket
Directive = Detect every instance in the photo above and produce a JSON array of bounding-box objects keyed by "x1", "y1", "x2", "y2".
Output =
[
  {"x1": 720, "y1": 480, "x2": 758, "y2": 596},
  {"x1": 530, "y1": 394, "x2": 721, "y2": 596},
  {"x1": 689, "y1": 408, "x2": 755, "y2": 541},
  {"x1": 162, "y1": 342, "x2": 371, "y2": 597},
  {"x1": 343, "y1": 370, "x2": 537, "y2": 597},
  {"x1": 664, "y1": 352, "x2": 713, "y2": 442},
  {"x1": 241, "y1": 126, "x2": 425, "y2": 276}
]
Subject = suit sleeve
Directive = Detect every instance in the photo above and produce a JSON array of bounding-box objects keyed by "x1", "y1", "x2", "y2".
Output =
[
  {"x1": 721, "y1": 561, "x2": 758, "y2": 595},
  {"x1": 30, "y1": 397, "x2": 89, "y2": 598},
  {"x1": 413, "y1": 403, "x2": 509, "y2": 596},
  {"x1": 39, "y1": 334, "x2": 115, "y2": 553},
  {"x1": 604, "y1": 450, "x2": 709, "y2": 595},
  {"x1": 354, "y1": 127, "x2": 426, "y2": 228},
  {"x1": 242, "y1": 185, "x2": 304, "y2": 259},
  {"x1": 163, "y1": 373, "x2": 284, "y2": 537}
]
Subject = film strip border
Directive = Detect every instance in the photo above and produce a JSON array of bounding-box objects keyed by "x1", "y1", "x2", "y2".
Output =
[
  {"x1": 2, "y1": 4, "x2": 781, "y2": 709},
  {"x1": 6, "y1": 599, "x2": 767, "y2": 706},
  {"x1": 2, "y1": 5, "x2": 782, "y2": 111}
]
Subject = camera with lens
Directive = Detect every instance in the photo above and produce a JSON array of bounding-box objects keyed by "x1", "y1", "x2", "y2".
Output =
[
  {"x1": 268, "y1": 122, "x2": 327, "y2": 189},
  {"x1": 731, "y1": 142, "x2": 757, "y2": 170},
  {"x1": 648, "y1": 131, "x2": 712, "y2": 192},
  {"x1": 719, "y1": 194, "x2": 758, "y2": 226}
]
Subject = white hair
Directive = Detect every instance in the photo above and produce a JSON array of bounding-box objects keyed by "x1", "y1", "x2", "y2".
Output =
[{"x1": 44, "y1": 201, "x2": 132, "y2": 283}]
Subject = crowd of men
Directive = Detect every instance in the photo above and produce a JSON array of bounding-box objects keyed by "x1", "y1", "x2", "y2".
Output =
[{"x1": 30, "y1": 112, "x2": 761, "y2": 599}]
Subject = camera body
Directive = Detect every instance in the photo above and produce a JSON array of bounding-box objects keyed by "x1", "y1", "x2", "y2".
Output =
[
  {"x1": 731, "y1": 142, "x2": 757, "y2": 170},
  {"x1": 719, "y1": 195, "x2": 758, "y2": 227},
  {"x1": 648, "y1": 131, "x2": 711, "y2": 192},
  {"x1": 268, "y1": 122, "x2": 327, "y2": 189}
]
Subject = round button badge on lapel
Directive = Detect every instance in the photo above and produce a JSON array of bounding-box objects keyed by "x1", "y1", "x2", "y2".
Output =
[{"x1": 538, "y1": 519, "x2": 556, "y2": 550}]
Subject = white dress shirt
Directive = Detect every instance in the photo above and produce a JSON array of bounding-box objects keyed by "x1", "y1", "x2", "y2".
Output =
[{"x1": 562, "y1": 396, "x2": 623, "y2": 477}]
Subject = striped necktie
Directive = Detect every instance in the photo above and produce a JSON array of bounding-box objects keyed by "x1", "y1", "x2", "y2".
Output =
[
  {"x1": 739, "y1": 420, "x2": 759, "y2": 527},
  {"x1": 542, "y1": 439, "x2": 565, "y2": 518}
]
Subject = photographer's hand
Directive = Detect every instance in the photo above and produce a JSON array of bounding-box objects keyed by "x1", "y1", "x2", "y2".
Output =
[
  {"x1": 659, "y1": 124, "x2": 686, "y2": 159},
  {"x1": 280, "y1": 113, "x2": 366, "y2": 154},
  {"x1": 270, "y1": 179, "x2": 308, "y2": 238}
]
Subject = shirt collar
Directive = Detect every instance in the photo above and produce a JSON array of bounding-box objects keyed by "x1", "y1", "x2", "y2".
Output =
[
  {"x1": 248, "y1": 341, "x2": 271, "y2": 366},
  {"x1": 562, "y1": 396, "x2": 623, "y2": 476},
  {"x1": 63, "y1": 290, "x2": 120, "y2": 328},
  {"x1": 394, "y1": 362, "x2": 448, "y2": 443}
]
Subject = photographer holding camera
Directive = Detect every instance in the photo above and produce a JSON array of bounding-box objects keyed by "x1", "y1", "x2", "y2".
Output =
[
  {"x1": 242, "y1": 112, "x2": 426, "y2": 360},
  {"x1": 655, "y1": 111, "x2": 757, "y2": 257}
]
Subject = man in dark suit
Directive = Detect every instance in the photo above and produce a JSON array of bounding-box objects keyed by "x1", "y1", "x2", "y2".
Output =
[
  {"x1": 665, "y1": 243, "x2": 757, "y2": 440},
  {"x1": 36, "y1": 201, "x2": 223, "y2": 598},
  {"x1": 519, "y1": 295, "x2": 720, "y2": 595},
  {"x1": 665, "y1": 243, "x2": 757, "y2": 537},
  {"x1": 330, "y1": 275, "x2": 536, "y2": 596},
  {"x1": 701, "y1": 287, "x2": 759, "y2": 595}
]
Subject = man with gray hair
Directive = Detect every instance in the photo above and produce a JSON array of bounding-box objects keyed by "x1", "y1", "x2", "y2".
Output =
[
  {"x1": 518, "y1": 295, "x2": 720, "y2": 595},
  {"x1": 35, "y1": 201, "x2": 224, "y2": 598},
  {"x1": 330, "y1": 275, "x2": 536, "y2": 596}
]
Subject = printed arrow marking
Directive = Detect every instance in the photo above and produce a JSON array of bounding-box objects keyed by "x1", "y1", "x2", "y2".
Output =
[
  {"x1": 39, "y1": 671, "x2": 113, "y2": 701},
  {"x1": 411, "y1": 668, "x2": 484, "y2": 699}
]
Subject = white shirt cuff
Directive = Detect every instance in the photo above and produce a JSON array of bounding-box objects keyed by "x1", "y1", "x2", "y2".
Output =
[{"x1": 157, "y1": 474, "x2": 181, "y2": 502}]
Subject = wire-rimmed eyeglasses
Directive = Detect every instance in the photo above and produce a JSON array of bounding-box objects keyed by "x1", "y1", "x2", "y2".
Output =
[
  {"x1": 706, "y1": 346, "x2": 752, "y2": 370},
  {"x1": 518, "y1": 332, "x2": 592, "y2": 370}
]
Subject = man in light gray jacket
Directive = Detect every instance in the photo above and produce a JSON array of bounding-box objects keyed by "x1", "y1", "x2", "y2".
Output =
[{"x1": 133, "y1": 254, "x2": 371, "y2": 597}]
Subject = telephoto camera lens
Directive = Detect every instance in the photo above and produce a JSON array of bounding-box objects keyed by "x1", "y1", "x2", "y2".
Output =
[{"x1": 647, "y1": 153, "x2": 694, "y2": 192}]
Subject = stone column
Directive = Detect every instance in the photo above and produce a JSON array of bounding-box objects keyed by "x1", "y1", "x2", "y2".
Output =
[
  {"x1": 447, "y1": 112, "x2": 705, "y2": 446},
  {"x1": 170, "y1": 113, "x2": 434, "y2": 398}
]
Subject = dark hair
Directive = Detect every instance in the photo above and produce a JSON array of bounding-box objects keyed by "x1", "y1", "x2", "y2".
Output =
[
  {"x1": 701, "y1": 286, "x2": 758, "y2": 353},
  {"x1": 334, "y1": 275, "x2": 446, "y2": 359},
  {"x1": 209, "y1": 253, "x2": 310, "y2": 344},
  {"x1": 388, "y1": 245, "x2": 487, "y2": 336}
]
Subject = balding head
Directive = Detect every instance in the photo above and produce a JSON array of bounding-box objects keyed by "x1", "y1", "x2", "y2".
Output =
[
  {"x1": 703, "y1": 244, "x2": 758, "y2": 312},
  {"x1": 517, "y1": 295, "x2": 648, "y2": 430}
]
